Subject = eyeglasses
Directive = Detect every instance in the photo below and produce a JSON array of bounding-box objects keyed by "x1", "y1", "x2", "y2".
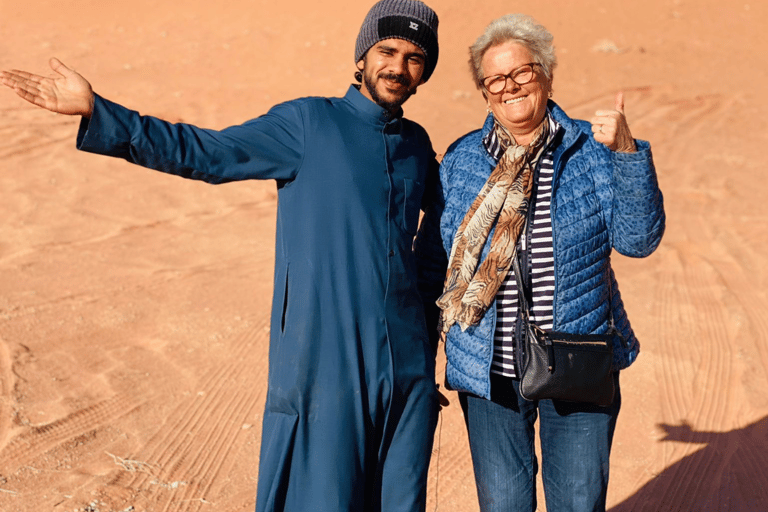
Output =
[{"x1": 481, "y1": 63, "x2": 539, "y2": 94}]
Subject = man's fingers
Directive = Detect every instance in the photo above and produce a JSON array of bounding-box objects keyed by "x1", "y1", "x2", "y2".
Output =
[
  {"x1": 1, "y1": 74, "x2": 51, "y2": 109},
  {"x1": 615, "y1": 91, "x2": 625, "y2": 114},
  {"x1": 13, "y1": 76, "x2": 42, "y2": 94},
  {"x1": 3, "y1": 61, "x2": 93, "y2": 115},
  {"x1": 14, "y1": 69, "x2": 45, "y2": 84},
  {"x1": 8, "y1": 78, "x2": 34, "y2": 95},
  {"x1": 0, "y1": 71, "x2": 14, "y2": 88},
  {"x1": 2, "y1": 70, "x2": 46, "y2": 94},
  {"x1": 49, "y1": 57, "x2": 73, "y2": 78},
  {"x1": 1, "y1": 70, "x2": 17, "y2": 83},
  {"x1": 15, "y1": 87, "x2": 44, "y2": 108}
]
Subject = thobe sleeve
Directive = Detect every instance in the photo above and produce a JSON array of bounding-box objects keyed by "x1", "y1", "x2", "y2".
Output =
[
  {"x1": 76, "y1": 94, "x2": 304, "y2": 183},
  {"x1": 609, "y1": 140, "x2": 665, "y2": 258},
  {"x1": 414, "y1": 156, "x2": 448, "y2": 355}
]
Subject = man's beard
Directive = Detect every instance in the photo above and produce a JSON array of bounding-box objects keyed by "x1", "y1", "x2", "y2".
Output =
[{"x1": 363, "y1": 71, "x2": 415, "y2": 112}]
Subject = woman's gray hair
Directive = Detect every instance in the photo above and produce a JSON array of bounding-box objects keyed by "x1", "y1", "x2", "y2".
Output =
[{"x1": 469, "y1": 13, "x2": 557, "y2": 89}]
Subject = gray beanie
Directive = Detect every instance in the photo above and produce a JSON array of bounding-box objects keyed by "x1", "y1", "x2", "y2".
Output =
[{"x1": 355, "y1": 0, "x2": 439, "y2": 82}]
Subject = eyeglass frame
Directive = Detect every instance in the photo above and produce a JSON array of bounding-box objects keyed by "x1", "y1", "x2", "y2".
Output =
[{"x1": 480, "y1": 62, "x2": 541, "y2": 94}]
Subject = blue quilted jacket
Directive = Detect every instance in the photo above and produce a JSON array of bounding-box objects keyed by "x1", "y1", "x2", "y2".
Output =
[{"x1": 414, "y1": 101, "x2": 665, "y2": 399}]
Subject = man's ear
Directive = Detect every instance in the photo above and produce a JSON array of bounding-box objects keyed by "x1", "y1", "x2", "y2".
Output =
[{"x1": 356, "y1": 59, "x2": 365, "y2": 72}]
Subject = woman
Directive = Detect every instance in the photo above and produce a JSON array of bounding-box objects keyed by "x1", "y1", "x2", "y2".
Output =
[{"x1": 414, "y1": 13, "x2": 665, "y2": 512}]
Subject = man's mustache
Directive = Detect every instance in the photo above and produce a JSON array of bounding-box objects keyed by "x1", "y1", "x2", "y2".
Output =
[{"x1": 378, "y1": 73, "x2": 409, "y2": 86}]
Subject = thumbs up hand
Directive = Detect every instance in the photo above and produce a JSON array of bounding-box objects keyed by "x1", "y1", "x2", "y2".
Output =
[{"x1": 590, "y1": 92, "x2": 637, "y2": 153}]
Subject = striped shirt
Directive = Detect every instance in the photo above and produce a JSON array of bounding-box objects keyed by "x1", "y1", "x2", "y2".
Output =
[{"x1": 483, "y1": 115, "x2": 560, "y2": 378}]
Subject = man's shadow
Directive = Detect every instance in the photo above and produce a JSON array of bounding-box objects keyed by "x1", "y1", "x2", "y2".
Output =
[{"x1": 609, "y1": 416, "x2": 768, "y2": 511}]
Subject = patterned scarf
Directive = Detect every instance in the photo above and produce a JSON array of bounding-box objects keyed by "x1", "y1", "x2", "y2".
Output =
[{"x1": 437, "y1": 118, "x2": 550, "y2": 333}]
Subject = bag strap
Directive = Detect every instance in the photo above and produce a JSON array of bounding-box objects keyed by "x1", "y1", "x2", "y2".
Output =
[
  {"x1": 512, "y1": 253, "x2": 532, "y2": 321},
  {"x1": 512, "y1": 239, "x2": 626, "y2": 348},
  {"x1": 605, "y1": 269, "x2": 628, "y2": 348}
]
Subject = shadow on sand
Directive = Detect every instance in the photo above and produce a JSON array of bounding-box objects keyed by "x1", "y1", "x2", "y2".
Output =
[{"x1": 609, "y1": 416, "x2": 768, "y2": 511}]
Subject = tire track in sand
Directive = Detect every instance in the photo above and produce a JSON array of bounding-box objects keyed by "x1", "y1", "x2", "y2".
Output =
[
  {"x1": 104, "y1": 319, "x2": 269, "y2": 511},
  {"x1": 707, "y1": 224, "x2": 768, "y2": 409},
  {"x1": 626, "y1": 87, "x2": 768, "y2": 508},
  {"x1": 426, "y1": 407, "x2": 477, "y2": 511},
  {"x1": 0, "y1": 392, "x2": 143, "y2": 475},
  {"x1": 659, "y1": 251, "x2": 733, "y2": 504},
  {"x1": 640, "y1": 241, "x2": 749, "y2": 508}
]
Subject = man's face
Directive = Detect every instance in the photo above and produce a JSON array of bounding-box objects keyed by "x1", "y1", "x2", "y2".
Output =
[{"x1": 357, "y1": 38, "x2": 426, "y2": 113}]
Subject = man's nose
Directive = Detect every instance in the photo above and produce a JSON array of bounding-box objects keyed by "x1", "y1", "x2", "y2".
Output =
[{"x1": 388, "y1": 57, "x2": 407, "y2": 75}]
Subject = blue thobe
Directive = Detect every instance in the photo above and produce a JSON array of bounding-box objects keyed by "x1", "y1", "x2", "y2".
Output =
[{"x1": 76, "y1": 85, "x2": 440, "y2": 511}]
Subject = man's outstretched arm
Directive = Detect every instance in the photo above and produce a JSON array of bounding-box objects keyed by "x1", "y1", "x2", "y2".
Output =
[
  {"x1": 1, "y1": 58, "x2": 94, "y2": 117},
  {"x1": 2, "y1": 58, "x2": 305, "y2": 184}
]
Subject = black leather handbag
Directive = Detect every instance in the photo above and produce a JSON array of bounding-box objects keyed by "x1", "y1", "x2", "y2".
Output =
[{"x1": 512, "y1": 256, "x2": 620, "y2": 407}]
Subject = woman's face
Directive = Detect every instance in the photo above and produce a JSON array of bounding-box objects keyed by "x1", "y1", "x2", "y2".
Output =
[{"x1": 481, "y1": 41, "x2": 551, "y2": 143}]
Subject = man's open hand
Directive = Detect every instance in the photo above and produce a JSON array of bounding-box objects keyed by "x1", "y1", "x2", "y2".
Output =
[{"x1": 1, "y1": 58, "x2": 94, "y2": 117}]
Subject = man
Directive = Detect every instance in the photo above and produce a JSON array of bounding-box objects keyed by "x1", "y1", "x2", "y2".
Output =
[{"x1": 1, "y1": 1, "x2": 442, "y2": 510}]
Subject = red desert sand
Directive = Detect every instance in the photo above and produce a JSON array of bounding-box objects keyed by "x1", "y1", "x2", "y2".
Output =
[{"x1": 1, "y1": 0, "x2": 767, "y2": 510}]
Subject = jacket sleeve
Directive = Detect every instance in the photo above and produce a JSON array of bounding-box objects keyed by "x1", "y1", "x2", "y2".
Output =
[
  {"x1": 414, "y1": 156, "x2": 448, "y2": 355},
  {"x1": 610, "y1": 140, "x2": 665, "y2": 257},
  {"x1": 76, "y1": 94, "x2": 304, "y2": 183}
]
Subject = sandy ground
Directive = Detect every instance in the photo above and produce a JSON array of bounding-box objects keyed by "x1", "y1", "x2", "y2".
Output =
[{"x1": 1, "y1": 0, "x2": 767, "y2": 510}]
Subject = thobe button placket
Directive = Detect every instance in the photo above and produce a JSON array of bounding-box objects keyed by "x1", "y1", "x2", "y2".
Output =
[{"x1": 388, "y1": 249, "x2": 395, "y2": 257}]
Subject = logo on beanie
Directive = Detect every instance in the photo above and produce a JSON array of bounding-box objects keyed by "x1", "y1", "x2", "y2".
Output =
[{"x1": 409, "y1": 21, "x2": 419, "y2": 30}]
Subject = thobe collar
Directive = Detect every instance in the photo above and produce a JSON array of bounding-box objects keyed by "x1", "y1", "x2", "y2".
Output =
[{"x1": 345, "y1": 85, "x2": 404, "y2": 126}]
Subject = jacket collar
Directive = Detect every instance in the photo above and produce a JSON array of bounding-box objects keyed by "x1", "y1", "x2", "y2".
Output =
[
  {"x1": 480, "y1": 99, "x2": 582, "y2": 152},
  {"x1": 546, "y1": 100, "x2": 584, "y2": 150}
]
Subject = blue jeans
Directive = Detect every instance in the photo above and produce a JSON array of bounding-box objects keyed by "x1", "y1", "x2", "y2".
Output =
[{"x1": 459, "y1": 373, "x2": 621, "y2": 512}]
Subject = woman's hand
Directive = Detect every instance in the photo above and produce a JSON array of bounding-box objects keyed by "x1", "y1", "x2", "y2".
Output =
[
  {"x1": 591, "y1": 92, "x2": 636, "y2": 153},
  {"x1": 1, "y1": 58, "x2": 94, "y2": 118}
]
